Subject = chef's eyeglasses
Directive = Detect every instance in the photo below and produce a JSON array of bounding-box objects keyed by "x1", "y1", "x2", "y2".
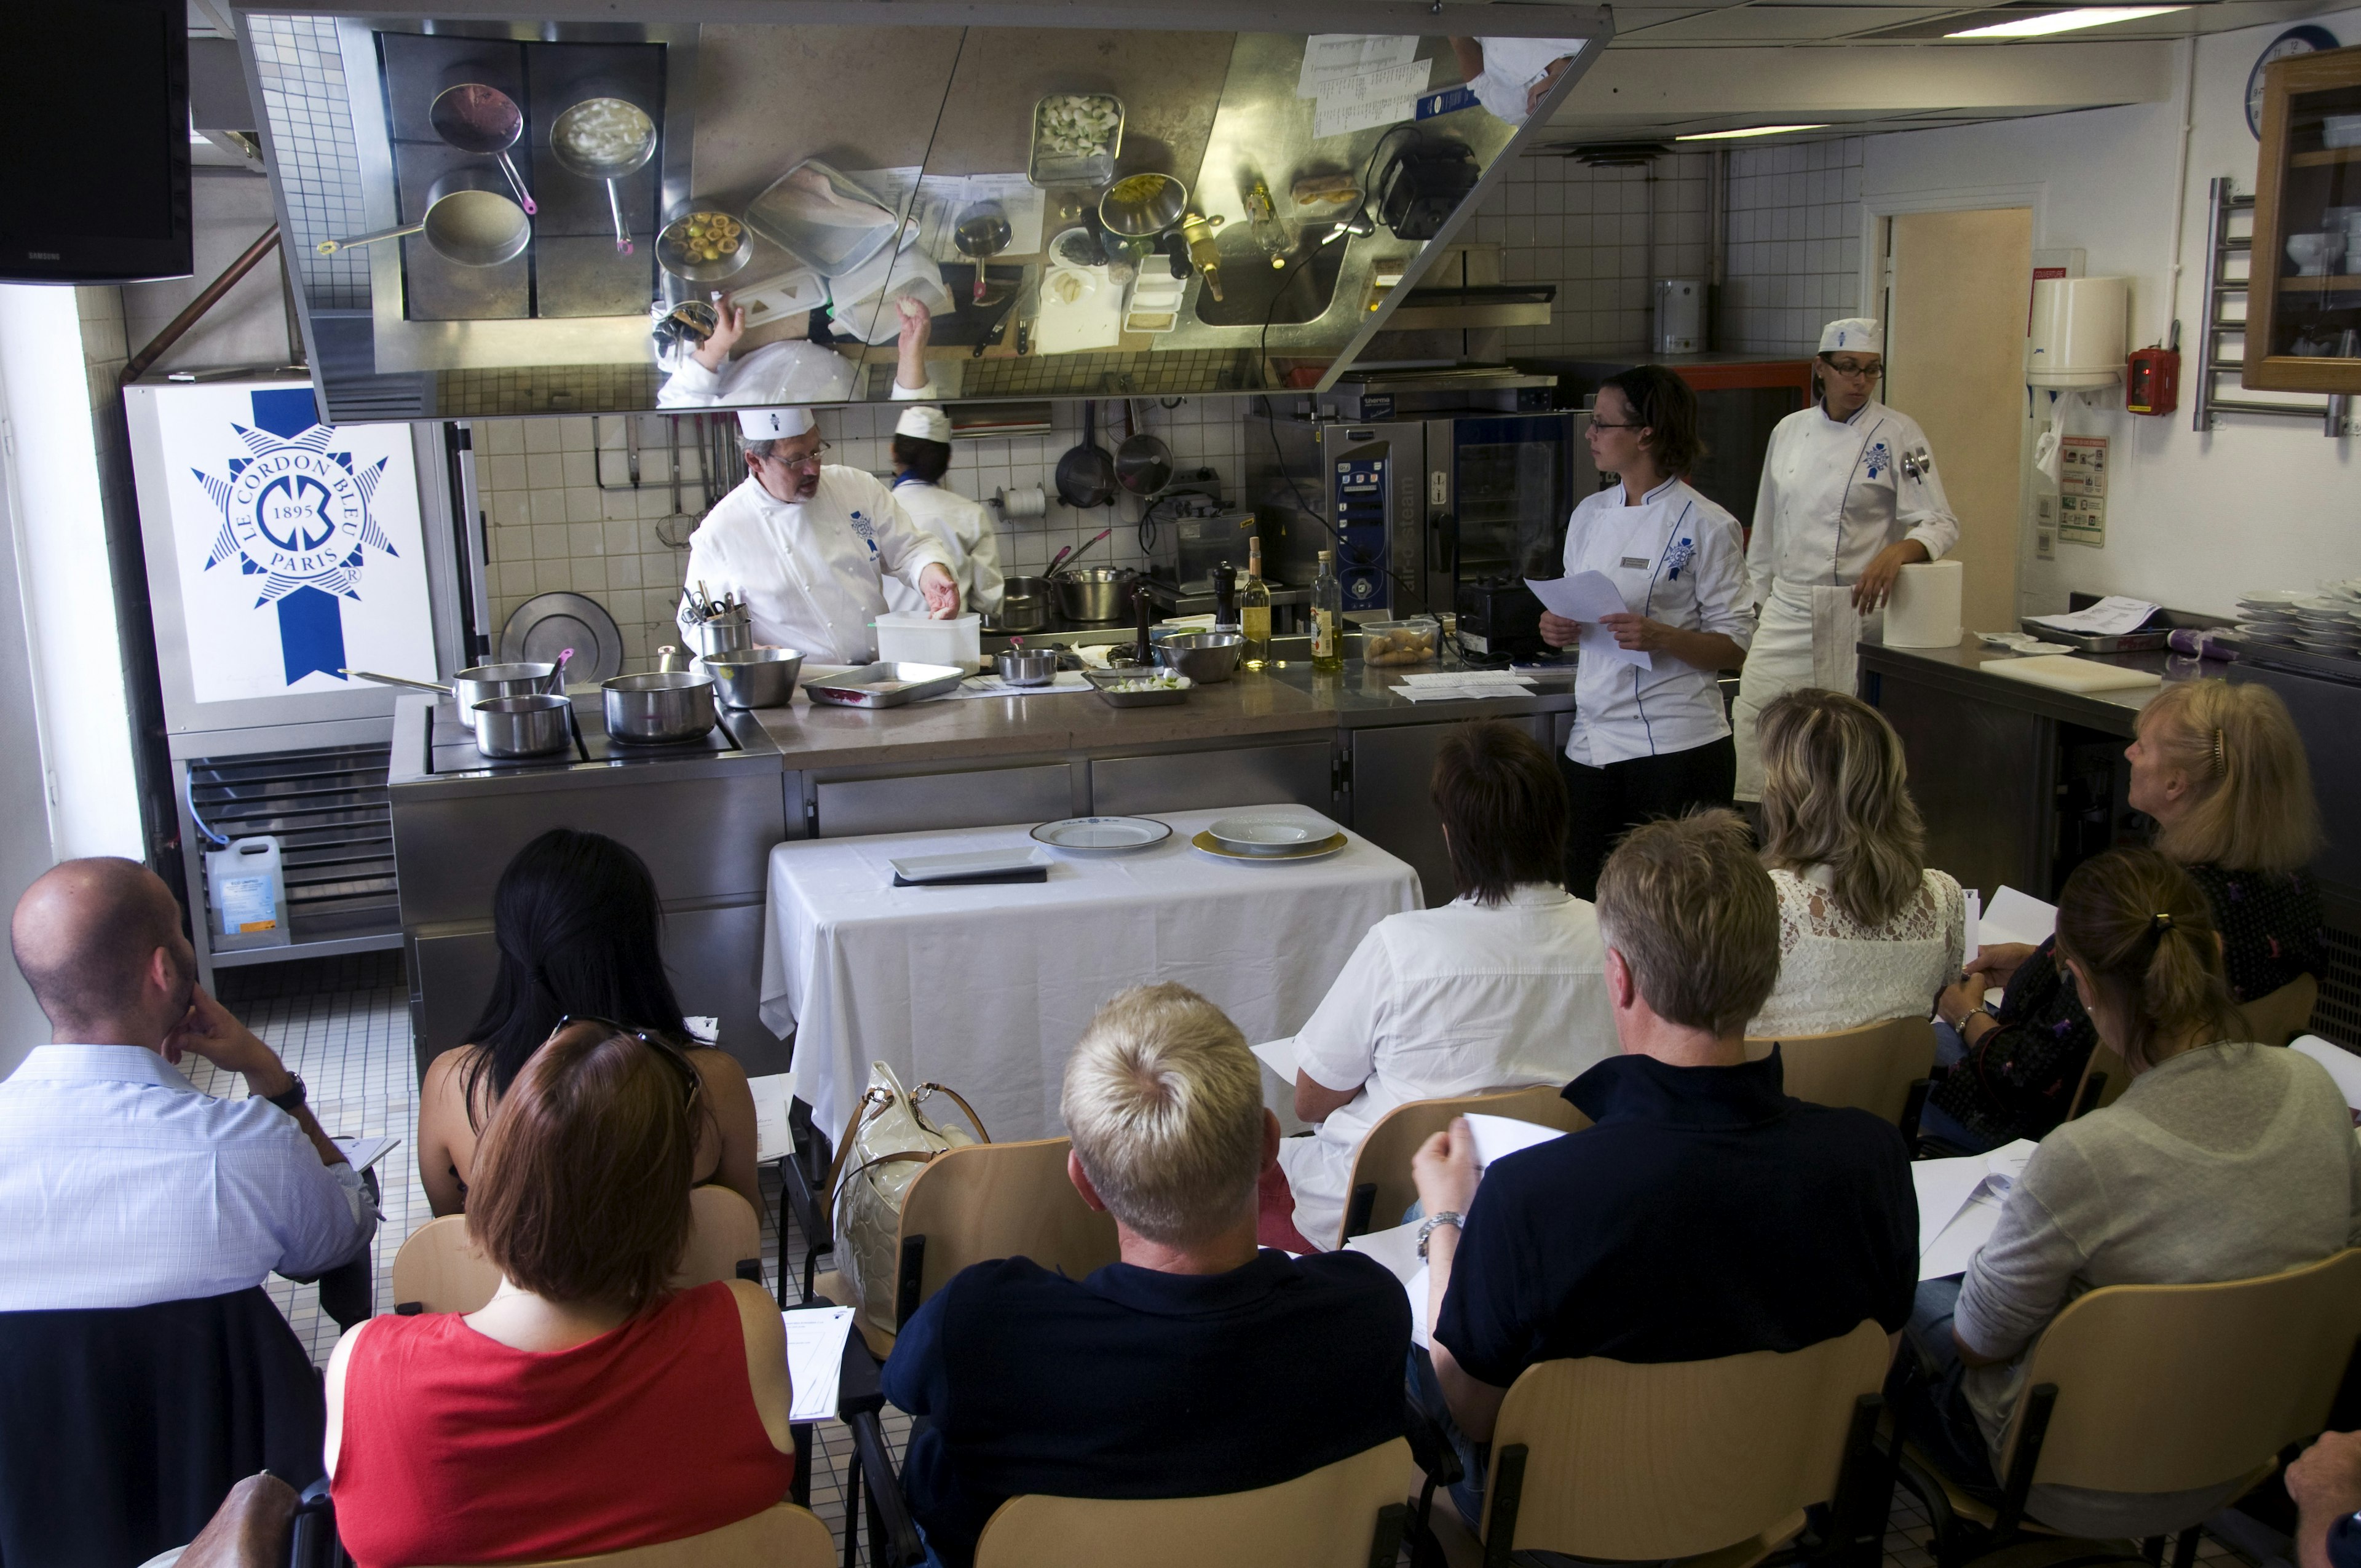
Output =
[
  {"x1": 754, "y1": 441, "x2": 831, "y2": 473},
  {"x1": 1820, "y1": 357, "x2": 1883, "y2": 381},
  {"x1": 552, "y1": 1014, "x2": 702, "y2": 1112}
]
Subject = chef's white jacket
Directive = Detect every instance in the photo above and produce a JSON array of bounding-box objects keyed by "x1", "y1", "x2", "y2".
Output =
[
  {"x1": 1561, "y1": 476, "x2": 1752, "y2": 769},
  {"x1": 1468, "y1": 37, "x2": 1588, "y2": 125},
  {"x1": 1278, "y1": 884, "x2": 1616, "y2": 1249},
  {"x1": 1746, "y1": 397, "x2": 1958, "y2": 604},
  {"x1": 655, "y1": 343, "x2": 938, "y2": 408},
  {"x1": 883, "y1": 477, "x2": 1005, "y2": 617},
  {"x1": 677, "y1": 467, "x2": 952, "y2": 665}
]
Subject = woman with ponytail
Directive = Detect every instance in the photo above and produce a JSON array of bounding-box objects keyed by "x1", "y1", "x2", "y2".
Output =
[
  {"x1": 1925, "y1": 678, "x2": 2326, "y2": 1152},
  {"x1": 1749, "y1": 689, "x2": 1965, "y2": 1036},
  {"x1": 1899, "y1": 847, "x2": 2361, "y2": 1539},
  {"x1": 414, "y1": 828, "x2": 759, "y2": 1216}
]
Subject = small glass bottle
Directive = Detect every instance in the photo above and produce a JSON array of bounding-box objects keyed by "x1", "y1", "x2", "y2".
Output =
[
  {"x1": 1311, "y1": 550, "x2": 1344, "y2": 673},
  {"x1": 1240, "y1": 538, "x2": 1273, "y2": 670},
  {"x1": 1213, "y1": 560, "x2": 1239, "y2": 632}
]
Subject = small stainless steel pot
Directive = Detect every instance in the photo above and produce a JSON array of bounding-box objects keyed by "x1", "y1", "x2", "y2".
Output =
[
  {"x1": 602, "y1": 646, "x2": 718, "y2": 743},
  {"x1": 994, "y1": 575, "x2": 1052, "y2": 633},
  {"x1": 994, "y1": 647, "x2": 1061, "y2": 687},
  {"x1": 470, "y1": 694, "x2": 573, "y2": 758},
  {"x1": 1054, "y1": 566, "x2": 1137, "y2": 624},
  {"x1": 686, "y1": 612, "x2": 753, "y2": 660},
  {"x1": 703, "y1": 646, "x2": 803, "y2": 709}
]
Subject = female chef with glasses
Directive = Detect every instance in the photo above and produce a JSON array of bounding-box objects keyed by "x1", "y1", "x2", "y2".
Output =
[
  {"x1": 1730, "y1": 318, "x2": 1958, "y2": 805},
  {"x1": 1541, "y1": 365, "x2": 1752, "y2": 899}
]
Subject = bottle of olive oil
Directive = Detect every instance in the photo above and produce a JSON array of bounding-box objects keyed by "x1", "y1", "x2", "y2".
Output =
[
  {"x1": 1311, "y1": 550, "x2": 1344, "y2": 673},
  {"x1": 1240, "y1": 539, "x2": 1273, "y2": 670}
]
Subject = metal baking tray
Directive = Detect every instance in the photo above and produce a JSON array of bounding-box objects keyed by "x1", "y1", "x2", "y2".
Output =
[
  {"x1": 804, "y1": 661, "x2": 966, "y2": 708},
  {"x1": 2018, "y1": 620, "x2": 2172, "y2": 655},
  {"x1": 1085, "y1": 670, "x2": 1190, "y2": 708},
  {"x1": 1027, "y1": 92, "x2": 1124, "y2": 189},
  {"x1": 744, "y1": 159, "x2": 901, "y2": 277}
]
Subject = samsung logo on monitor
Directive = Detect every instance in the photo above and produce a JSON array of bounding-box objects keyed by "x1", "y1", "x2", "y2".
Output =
[{"x1": 27, "y1": 252, "x2": 60, "y2": 261}]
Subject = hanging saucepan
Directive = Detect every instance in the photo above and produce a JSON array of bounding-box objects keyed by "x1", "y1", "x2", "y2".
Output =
[
  {"x1": 1114, "y1": 400, "x2": 1173, "y2": 497},
  {"x1": 549, "y1": 95, "x2": 657, "y2": 256},
  {"x1": 315, "y1": 168, "x2": 530, "y2": 269},
  {"x1": 428, "y1": 81, "x2": 537, "y2": 215},
  {"x1": 1053, "y1": 400, "x2": 1118, "y2": 509}
]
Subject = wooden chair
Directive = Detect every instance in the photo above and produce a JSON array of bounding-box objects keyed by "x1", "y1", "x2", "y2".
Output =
[
  {"x1": 391, "y1": 1187, "x2": 768, "y2": 1316},
  {"x1": 1900, "y1": 1248, "x2": 2361, "y2": 1568},
  {"x1": 971, "y1": 1438, "x2": 1412, "y2": 1568},
  {"x1": 1743, "y1": 1016, "x2": 1937, "y2": 1130},
  {"x1": 416, "y1": 1502, "x2": 835, "y2": 1567},
  {"x1": 1423, "y1": 1318, "x2": 1894, "y2": 1568},
  {"x1": 1334, "y1": 1085, "x2": 1589, "y2": 1249},
  {"x1": 815, "y1": 1136, "x2": 1119, "y2": 1358},
  {"x1": 2068, "y1": 975, "x2": 2321, "y2": 1120}
]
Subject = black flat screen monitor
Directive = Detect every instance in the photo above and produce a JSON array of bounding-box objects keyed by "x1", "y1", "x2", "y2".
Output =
[{"x1": 0, "y1": 2, "x2": 192, "y2": 283}]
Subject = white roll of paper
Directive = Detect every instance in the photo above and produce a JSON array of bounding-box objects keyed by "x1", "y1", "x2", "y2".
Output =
[
  {"x1": 1884, "y1": 558, "x2": 1964, "y2": 649},
  {"x1": 994, "y1": 485, "x2": 1047, "y2": 520}
]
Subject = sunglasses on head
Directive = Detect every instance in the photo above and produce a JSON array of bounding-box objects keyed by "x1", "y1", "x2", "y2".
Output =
[{"x1": 553, "y1": 1014, "x2": 702, "y2": 1112}]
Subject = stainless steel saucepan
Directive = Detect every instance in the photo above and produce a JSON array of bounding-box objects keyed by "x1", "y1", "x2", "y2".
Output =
[
  {"x1": 470, "y1": 694, "x2": 573, "y2": 758},
  {"x1": 549, "y1": 94, "x2": 657, "y2": 256},
  {"x1": 602, "y1": 645, "x2": 717, "y2": 743},
  {"x1": 315, "y1": 168, "x2": 531, "y2": 268},
  {"x1": 347, "y1": 661, "x2": 559, "y2": 710}
]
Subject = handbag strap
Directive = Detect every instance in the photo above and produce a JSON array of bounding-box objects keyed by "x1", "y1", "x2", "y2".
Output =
[
  {"x1": 821, "y1": 1086, "x2": 900, "y2": 1212},
  {"x1": 833, "y1": 1149, "x2": 939, "y2": 1207},
  {"x1": 912, "y1": 1082, "x2": 991, "y2": 1144}
]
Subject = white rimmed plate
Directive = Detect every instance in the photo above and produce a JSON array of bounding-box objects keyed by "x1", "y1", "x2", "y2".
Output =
[
  {"x1": 1192, "y1": 829, "x2": 1348, "y2": 865},
  {"x1": 2241, "y1": 588, "x2": 2309, "y2": 606},
  {"x1": 1030, "y1": 816, "x2": 1174, "y2": 855},
  {"x1": 1206, "y1": 814, "x2": 1334, "y2": 855}
]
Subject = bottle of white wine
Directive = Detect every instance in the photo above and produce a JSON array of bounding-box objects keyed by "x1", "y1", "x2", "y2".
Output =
[
  {"x1": 1240, "y1": 538, "x2": 1273, "y2": 670},
  {"x1": 1311, "y1": 550, "x2": 1343, "y2": 673}
]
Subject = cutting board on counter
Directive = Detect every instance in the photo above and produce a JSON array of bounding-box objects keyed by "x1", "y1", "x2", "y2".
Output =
[{"x1": 1978, "y1": 654, "x2": 2163, "y2": 694}]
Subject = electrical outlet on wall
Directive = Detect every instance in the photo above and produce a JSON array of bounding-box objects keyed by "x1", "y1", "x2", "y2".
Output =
[{"x1": 2033, "y1": 493, "x2": 2057, "y2": 560}]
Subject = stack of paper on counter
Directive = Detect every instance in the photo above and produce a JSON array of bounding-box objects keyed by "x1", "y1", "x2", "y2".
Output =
[{"x1": 1913, "y1": 1139, "x2": 2038, "y2": 1280}]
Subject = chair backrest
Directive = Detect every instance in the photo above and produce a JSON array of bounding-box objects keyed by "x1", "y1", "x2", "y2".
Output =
[
  {"x1": 971, "y1": 1438, "x2": 1412, "y2": 1568},
  {"x1": 1335, "y1": 1085, "x2": 1589, "y2": 1248},
  {"x1": 417, "y1": 1502, "x2": 834, "y2": 1567},
  {"x1": 2243, "y1": 975, "x2": 2320, "y2": 1048},
  {"x1": 900, "y1": 1138, "x2": 1119, "y2": 1316},
  {"x1": 2000, "y1": 1247, "x2": 2361, "y2": 1495},
  {"x1": 1743, "y1": 1017, "x2": 1936, "y2": 1127},
  {"x1": 394, "y1": 1188, "x2": 769, "y2": 1317},
  {"x1": 1485, "y1": 1318, "x2": 1891, "y2": 1561}
]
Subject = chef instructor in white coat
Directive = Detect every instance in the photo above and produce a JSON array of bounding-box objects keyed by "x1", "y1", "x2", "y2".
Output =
[
  {"x1": 1731, "y1": 317, "x2": 1958, "y2": 803},
  {"x1": 677, "y1": 405, "x2": 959, "y2": 665}
]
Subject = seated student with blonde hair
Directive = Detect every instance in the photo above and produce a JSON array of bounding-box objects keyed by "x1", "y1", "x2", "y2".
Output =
[
  {"x1": 1750, "y1": 688, "x2": 1964, "y2": 1037},
  {"x1": 883, "y1": 984, "x2": 1409, "y2": 1568},
  {"x1": 1899, "y1": 847, "x2": 2361, "y2": 1540},
  {"x1": 327, "y1": 1023, "x2": 794, "y2": 1568}
]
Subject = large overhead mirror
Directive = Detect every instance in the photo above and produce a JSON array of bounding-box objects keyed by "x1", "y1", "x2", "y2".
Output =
[{"x1": 247, "y1": 10, "x2": 1605, "y2": 424}]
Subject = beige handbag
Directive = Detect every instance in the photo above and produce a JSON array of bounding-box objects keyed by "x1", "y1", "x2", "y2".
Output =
[{"x1": 823, "y1": 1061, "x2": 989, "y2": 1337}]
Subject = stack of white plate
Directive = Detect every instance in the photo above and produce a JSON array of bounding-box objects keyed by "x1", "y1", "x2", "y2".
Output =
[
  {"x1": 2236, "y1": 588, "x2": 2308, "y2": 646},
  {"x1": 2289, "y1": 595, "x2": 2361, "y2": 657}
]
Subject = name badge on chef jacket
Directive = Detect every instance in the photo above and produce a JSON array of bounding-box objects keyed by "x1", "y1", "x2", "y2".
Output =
[{"x1": 1620, "y1": 556, "x2": 1649, "y2": 569}]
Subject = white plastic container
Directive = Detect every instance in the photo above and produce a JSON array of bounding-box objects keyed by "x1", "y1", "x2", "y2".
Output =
[
  {"x1": 874, "y1": 613, "x2": 982, "y2": 672},
  {"x1": 2027, "y1": 276, "x2": 2127, "y2": 390},
  {"x1": 207, "y1": 836, "x2": 291, "y2": 950}
]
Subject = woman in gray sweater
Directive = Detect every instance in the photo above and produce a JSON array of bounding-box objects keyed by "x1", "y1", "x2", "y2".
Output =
[{"x1": 1902, "y1": 845, "x2": 2361, "y2": 1539}]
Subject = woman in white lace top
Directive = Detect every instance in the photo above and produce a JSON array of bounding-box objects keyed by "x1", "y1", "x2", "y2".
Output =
[{"x1": 1748, "y1": 690, "x2": 1964, "y2": 1038}]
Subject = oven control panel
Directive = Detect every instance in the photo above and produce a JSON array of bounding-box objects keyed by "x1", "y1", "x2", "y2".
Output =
[{"x1": 1331, "y1": 453, "x2": 1390, "y2": 610}]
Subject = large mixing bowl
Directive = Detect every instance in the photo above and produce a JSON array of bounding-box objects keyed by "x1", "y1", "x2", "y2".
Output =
[
  {"x1": 1099, "y1": 173, "x2": 1188, "y2": 239},
  {"x1": 1153, "y1": 631, "x2": 1245, "y2": 684},
  {"x1": 702, "y1": 646, "x2": 803, "y2": 710},
  {"x1": 1054, "y1": 566, "x2": 1137, "y2": 624}
]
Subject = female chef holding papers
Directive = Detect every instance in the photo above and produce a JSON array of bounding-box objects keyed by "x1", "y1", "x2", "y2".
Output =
[{"x1": 1541, "y1": 365, "x2": 1752, "y2": 898}]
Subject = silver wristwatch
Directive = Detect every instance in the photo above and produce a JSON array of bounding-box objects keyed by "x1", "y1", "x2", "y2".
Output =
[{"x1": 1416, "y1": 1210, "x2": 1465, "y2": 1261}]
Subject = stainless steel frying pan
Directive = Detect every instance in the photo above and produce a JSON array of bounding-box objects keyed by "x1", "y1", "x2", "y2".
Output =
[
  {"x1": 549, "y1": 95, "x2": 657, "y2": 256},
  {"x1": 429, "y1": 81, "x2": 537, "y2": 216},
  {"x1": 315, "y1": 168, "x2": 531, "y2": 268}
]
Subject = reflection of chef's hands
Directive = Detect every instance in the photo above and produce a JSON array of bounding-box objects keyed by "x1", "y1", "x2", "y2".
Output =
[
  {"x1": 919, "y1": 563, "x2": 960, "y2": 618},
  {"x1": 694, "y1": 299, "x2": 745, "y2": 371},
  {"x1": 1538, "y1": 611, "x2": 1580, "y2": 649},
  {"x1": 1851, "y1": 539, "x2": 1929, "y2": 613},
  {"x1": 1599, "y1": 612, "x2": 1675, "y2": 652},
  {"x1": 894, "y1": 296, "x2": 935, "y2": 392},
  {"x1": 1524, "y1": 55, "x2": 1575, "y2": 114}
]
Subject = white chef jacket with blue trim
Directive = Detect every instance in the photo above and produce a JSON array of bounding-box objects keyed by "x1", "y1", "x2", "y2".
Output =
[
  {"x1": 1746, "y1": 397, "x2": 1957, "y2": 604},
  {"x1": 1562, "y1": 477, "x2": 1752, "y2": 769}
]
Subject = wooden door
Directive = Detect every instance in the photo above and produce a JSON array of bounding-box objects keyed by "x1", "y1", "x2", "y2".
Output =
[{"x1": 1885, "y1": 207, "x2": 2035, "y2": 636}]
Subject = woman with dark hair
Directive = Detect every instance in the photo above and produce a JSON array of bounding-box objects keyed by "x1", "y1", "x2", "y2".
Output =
[
  {"x1": 331, "y1": 1023, "x2": 796, "y2": 1566},
  {"x1": 1541, "y1": 363, "x2": 1753, "y2": 898},
  {"x1": 1897, "y1": 847, "x2": 2359, "y2": 1540},
  {"x1": 1268, "y1": 720, "x2": 1616, "y2": 1251},
  {"x1": 415, "y1": 828, "x2": 759, "y2": 1216}
]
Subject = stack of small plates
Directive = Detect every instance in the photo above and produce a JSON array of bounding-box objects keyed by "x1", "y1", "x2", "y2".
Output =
[
  {"x1": 2288, "y1": 593, "x2": 2361, "y2": 657},
  {"x1": 2235, "y1": 588, "x2": 2309, "y2": 647},
  {"x1": 1192, "y1": 813, "x2": 1349, "y2": 864}
]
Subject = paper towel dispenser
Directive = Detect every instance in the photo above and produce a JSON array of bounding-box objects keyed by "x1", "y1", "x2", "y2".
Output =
[{"x1": 2028, "y1": 277, "x2": 2128, "y2": 390}]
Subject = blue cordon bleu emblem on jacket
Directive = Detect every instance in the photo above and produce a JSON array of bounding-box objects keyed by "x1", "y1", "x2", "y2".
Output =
[
  {"x1": 848, "y1": 507, "x2": 879, "y2": 557},
  {"x1": 187, "y1": 389, "x2": 398, "y2": 684},
  {"x1": 1862, "y1": 440, "x2": 1890, "y2": 481},
  {"x1": 1664, "y1": 536, "x2": 1696, "y2": 581}
]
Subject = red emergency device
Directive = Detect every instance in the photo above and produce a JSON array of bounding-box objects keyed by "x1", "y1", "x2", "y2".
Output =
[{"x1": 2127, "y1": 346, "x2": 2180, "y2": 416}]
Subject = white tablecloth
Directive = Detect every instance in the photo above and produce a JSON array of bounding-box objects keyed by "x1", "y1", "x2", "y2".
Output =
[{"x1": 759, "y1": 807, "x2": 1423, "y2": 1145}]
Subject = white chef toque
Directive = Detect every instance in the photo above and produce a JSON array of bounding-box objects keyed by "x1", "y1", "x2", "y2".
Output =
[
  {"x1": 894, "y1": 405, "x2": 953, "y2": 444},
  {"x1": 1817, "y1": 318, "x2": 1883, "y2": 356},
  {"x1": 737, "y1": 405, "x2": 816, "y2": 440}
]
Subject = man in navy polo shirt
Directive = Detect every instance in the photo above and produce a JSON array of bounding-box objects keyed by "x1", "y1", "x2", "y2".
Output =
[
  {"x1": 1409, "y1": 810, "x2": 1918, "y2": 1523},
  {"x1": 882, "y1": 983, "x2": 1410, "y2": 1568}
]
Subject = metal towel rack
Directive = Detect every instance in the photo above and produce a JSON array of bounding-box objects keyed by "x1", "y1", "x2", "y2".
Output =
[{"x1": 2194, "y1": 176, "x2": 2352, "y2": 437}]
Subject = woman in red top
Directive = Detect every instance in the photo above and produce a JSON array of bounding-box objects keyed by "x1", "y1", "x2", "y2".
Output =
[{"x1": 326, "y1": 1021, "x2": 795, "y2": 1567}]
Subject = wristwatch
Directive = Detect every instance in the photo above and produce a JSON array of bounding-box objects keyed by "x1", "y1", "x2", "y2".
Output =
[
  {"x1": 264, "y1": 1074, "x2": 307, "y2": 1114},
  {"x1": 1416, "y1": 1211, "x2": 1465, "y2": 1261}
]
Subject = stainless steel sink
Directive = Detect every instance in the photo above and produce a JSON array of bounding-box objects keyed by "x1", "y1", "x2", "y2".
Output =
[{"x1": 1192, "y1": 237, "x2": 1347, "y2": 328}]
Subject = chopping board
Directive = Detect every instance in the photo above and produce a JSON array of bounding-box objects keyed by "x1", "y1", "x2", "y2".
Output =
[{"x1": 1978, "y1": 654, "x2": 2164, "y2": 694}]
